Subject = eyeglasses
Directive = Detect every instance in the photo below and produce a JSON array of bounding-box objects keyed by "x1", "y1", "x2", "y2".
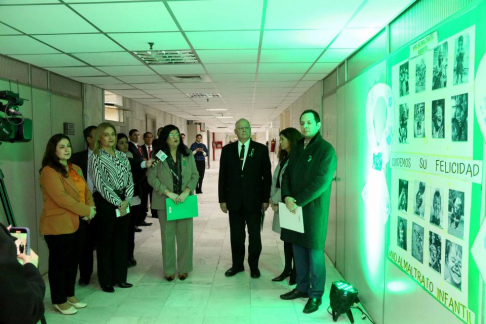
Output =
[
  {"x1": 237, "y1": 126, "x2": 250, "y2": 131},
  {"x1": 169, "y1": 133, "x2": 180, "y2": 138}
]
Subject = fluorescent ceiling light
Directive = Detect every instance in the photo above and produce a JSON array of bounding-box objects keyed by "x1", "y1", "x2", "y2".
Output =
[
  {"x1": 216, "y1": 116, "x2": 233, "y2": 119},
  {"x1": 206, "y1": 108, "x2": 228, "y2": 111}
]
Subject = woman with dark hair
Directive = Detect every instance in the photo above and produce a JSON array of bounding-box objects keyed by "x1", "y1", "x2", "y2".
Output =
[
  {"x1": 269, "y1": 127, "x2": 302, "y2": 284},
  {"x1": 39, "y1": 134, "x2": 95, "y2": 315},
  {"x1": 116, "y1": 133, "x2": 154, "y2": 267},
  {"x1": 147, "y1": 125, "x2": 199, "y2": 281},
  {"x1": 88, "y1": 123, "x2": 134, "y2": 292}
]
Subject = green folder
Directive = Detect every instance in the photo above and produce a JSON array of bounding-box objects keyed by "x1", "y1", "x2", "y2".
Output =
[{"x1": 166, "y1": 195, "x2": 199, "y2": 221}]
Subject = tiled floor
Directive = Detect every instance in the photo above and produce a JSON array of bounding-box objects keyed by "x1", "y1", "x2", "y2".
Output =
[{"x1": 42, "y1": 160, "x2": 359, "y2": 324}]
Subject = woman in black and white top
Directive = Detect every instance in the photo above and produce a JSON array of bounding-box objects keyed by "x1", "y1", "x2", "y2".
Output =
[{"x1": 88, "y1": 122, "x2": 134, "y2": 293}]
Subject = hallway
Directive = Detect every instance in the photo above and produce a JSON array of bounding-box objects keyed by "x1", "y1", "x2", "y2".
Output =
[{"x1": 42, "y1": 160, "x2": 353, "y2": 324}]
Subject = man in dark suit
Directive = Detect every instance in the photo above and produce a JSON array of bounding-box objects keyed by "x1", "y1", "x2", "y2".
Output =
[
  {"x1": 141, "y1": 132, "x2": 158, "y2": 219},
  {"x1": 218, "y1": 119, "x2": 271, "y2": 279},
  {"x1": 128, "y1": 129, "x2": 152, "y2": 227},
  {"x1": 152, "y1": 126, "x2": 164, "y2": 148},
  {"x1": 71, "y1": 125, "x2": 97, "y2": 286},
  {"x1": 279, "y1": 110, "x2": 337, "y2": 315}
]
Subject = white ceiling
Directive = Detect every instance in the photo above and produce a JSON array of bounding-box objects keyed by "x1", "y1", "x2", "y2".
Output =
[{"x1": 0, "y1": 0, "x2": 414, "y2": 131}]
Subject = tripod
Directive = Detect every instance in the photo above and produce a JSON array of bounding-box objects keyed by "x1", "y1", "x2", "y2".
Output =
[{"x1": 0, "y1": 168, "x2": 48, "y2": 324}]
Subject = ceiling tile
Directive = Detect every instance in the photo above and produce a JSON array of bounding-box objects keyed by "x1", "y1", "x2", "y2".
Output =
[
  {"x1": 265, "y1": 0, "x2": 362, "y2": 30},
  {"x1": 259, "y1": 63, "x2": 312, "y2": 74},
  {"x1": 47, "y1": 66, "x2": 106, "y2": 77},
  {"x1": 0, "y1": 5, "x2": 98, "y2": 34},
  {"x1": 187, "y1": 31, "x2": 260, "y2": 50},
  {"x1": 174, "y1": 83, "x2": 216, "y2": 89},
  {"x1": 296, "y1": 81, "x2": 318, "y2": 88},
  {"x1": 95, "y1": 84, "x2": 134, "y2": 90},
  {"x1": 108, "y1": 32, "x2": 188, "y2": 51},
  {"x1": 73, "y1": 76, "x2": 121, "y2": 84},
  {"x1": 145, "y1": 89, "x2": 183, "y2": 95},
  {"x1": 0, "y1": 0, "x2": 57, "y2": 3},
  {"x1": 330, "y1": 28, "x2": 381, "y2": 49},
  {"x1": 34, "y1": 34, "x2": 123, "y2": 53},
  {"x1": 134, "y1": 83, "x2": 175, "y2": 90},
  {"x1": 169, "y1": 0, "x2": 263, "y2": 31},
  {"x1": 309, "y1": 63, "x2": 338, "y2": 74},
  {"x1": 348, "y1": 0, "x2": 414, "y2": 28},
  {"x1": 257, "y1": 74, "x2": 303, "y2": 81},
  {"x1": 151, "y1": 64, "x2": 206, "y2": 75},
  {"x1": 118, "y1": 75, "x2": 165, "y2": 83},
  {"x1": 262, "y1": 30, "x2": 337, "y2": 49},
  {"x1": 196, "y1": 50, "x2": 258, "y2": 63},
  {"x1": 301, "y1": 74, "x2": 327, "y2": 81},
  {"x1": 211, "y1": 74, "x2": 255, "y2": 82},
  {"x1": 215, "y1": 81, "x2": 255, "y2": 88},
  {"x1": 111, "y1": 89, "x2": 147, "y2": 96},
  {"x1": 256, "y1": 81, "x2": 298, "y2": 88},
  {"x1": 317, "y1": 48, "x2": 355, "y2": 63},
  {"x1": 0, "y1": 36, "x2": 58, "y2": 55},
  {"x1": 73, "y1": 52, "x2": 143, "y2": 66},
  {"x1": 98, "y1": 65, "x2": 156, "y2": 76},
  {"x1": 9, "y1": 54, "x2": 85, "y2": 67},
  {"x1": 71, "y1": 2, "x2": 178, "y2": 32},
  {"x1": 205, "y1": 64, "x2": 257, "y2": 74},
  {"x1": 0, "y1": 23, "x2": 21, "y2": 35},
  {"x1": 260, "y1": 49, "x2": 322, "y2": 63}
]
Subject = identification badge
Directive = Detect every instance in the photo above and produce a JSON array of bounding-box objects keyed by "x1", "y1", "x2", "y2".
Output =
[{"x1": 156, "y1": 150, "x2": 168, "y2": 162}]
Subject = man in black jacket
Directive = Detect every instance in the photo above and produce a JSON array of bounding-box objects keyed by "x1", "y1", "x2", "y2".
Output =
[
  {"x1": 218, "y1": 119, "x2": 271, "y2": 279},
  {"x1": 71, "y1": 125, "x2": 97, "y2": 286},
  {"x1": 279, "y1": 110, "x2": 337, "y2": 315},
  {"x1": 0, "y1": 223, "x2": 45, "y2": 324}
]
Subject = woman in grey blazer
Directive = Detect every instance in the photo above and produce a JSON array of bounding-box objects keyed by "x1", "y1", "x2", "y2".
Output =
[
  {"x1": 147, "y1": 125, "x2": 199, "y2": 281},
  {"x1": 269, "y1": 127, "x2": 302, "y2": 284}
]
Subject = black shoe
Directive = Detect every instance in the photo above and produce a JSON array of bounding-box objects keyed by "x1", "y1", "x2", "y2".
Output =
[
  {"x1": 78, "y1": 278, "x2": 90, "y2": 286},
  {"x1": 225, "y1": 267, "x2": 244, "y2": 277},
  {"x1": 117, "y1": 282, "x2": 133, "y2": 288},
  {"x1": 289, "y1": 269, "x2": 296, "y2": 285},
  {"x1": 138, "y1": 221, "x2": 152, "y2": 226},
  {"x1": 271, "y1": 270, "x2": 292, "y2": 282},
  {"x1": 128, "y1": 257, "x2": 137, "y2": 267},
  {"x1": 102, "y1": 286, "x2": 114, "y2": 293},
  {"x1": 303, "y1": 298, "x2": 322, "y2": 314},
  {"x1": 134, "y1": 226, "x2": 142, "y2": 233},
  {"x1": 251, "y1": 269, "x2": 261, "y2": 279},
  {"x1": 280, "y1": 289, "x2": 309, "y2": 300}
]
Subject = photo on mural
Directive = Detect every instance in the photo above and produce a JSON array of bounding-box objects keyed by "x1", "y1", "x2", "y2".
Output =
[
  {"x1": 448, "y1": 189, "x2": 465, "y2": 239},
  {"x1": 452, "y1": 93, "x2": 468, "y2": 141},
  {"x1": 415, "y1": 57, "x2": 426, "y2": 93},
  {"x1": 429, "y1": 231, "x2": 442, "y2": 274},
  {"x1": 399, "y1": 61, "x2": 409, "y2": 97},
  {"x1": 413, "y1": 181, "x2": 426, "y2": 218},
  {"x1": 433, "y1": 42, "x2": 448, "y2": 90},
  {"x1": 414, "y1": 102, "x2": 425, "y2": 138},
  {"x1": 445, "y1": 239, "x2": 463, "y2": 291},
  {"x1": 397, "y1": 216, "x2": 408, "y2": 251},
  {"x1": 432, "y1": 99, "x2": 445, "y2": 138},
  {"x1": 399, "y1": 103, "x2": 409, "y2": 143},
  {"x1": 412, "y1": 222, "x2": 425, "y2": 263},
  {"x1": 454, "y1": 34, "x2": 469, "y2": 85},
  {"x1": 398, "y1": 179, "x2": 409, "y2": 212},
  {"x1": 430, "y1": 188, "x2": 444, "y2": 228}
]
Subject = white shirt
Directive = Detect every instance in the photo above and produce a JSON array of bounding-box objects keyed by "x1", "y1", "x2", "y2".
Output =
[
  {"x1": 237, "y1": 139, "x2": 250, "y2": 170},
  {"x1": 144, "y1": 144, "x2": 153, "y2": 158},
  {"x1": 87, "y1": 148, "x2": 94, "y2": 193}
]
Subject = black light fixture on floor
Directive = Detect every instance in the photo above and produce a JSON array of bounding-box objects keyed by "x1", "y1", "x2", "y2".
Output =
[{"x1": 329, "y1": 280, "x2": 359, "y2": 323}]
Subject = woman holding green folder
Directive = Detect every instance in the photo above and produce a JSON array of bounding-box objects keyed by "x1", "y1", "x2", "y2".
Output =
[{"x1": 148, "y1": 125, "x2": 199, "y2": 281}]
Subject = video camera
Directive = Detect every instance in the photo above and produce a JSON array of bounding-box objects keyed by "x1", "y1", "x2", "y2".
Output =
[{"x1": 0, "y1": 91, "x2": 32, "y2": 143}]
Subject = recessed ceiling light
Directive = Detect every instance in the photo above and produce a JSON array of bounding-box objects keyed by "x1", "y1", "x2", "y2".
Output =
[
  {"x1": 216, "y1": 116, "x2": 233, "y2": 119},
  {"x1": 206, "y1": 108, "x2": 228, "y2": 111},
  {"x1": 186, "y1": 93, "x2": 221, "y2": 98}
]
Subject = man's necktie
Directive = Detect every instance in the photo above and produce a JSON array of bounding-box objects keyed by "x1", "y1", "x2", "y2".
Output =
[
  {"x1": 148, "y1": 146, "x2": 152, "y2": 158},
  {"x1": 239, "y1": 144, "x2": 245, "y2": 167},
  {"x1": 138, "y1": 145, "x2": 142, "y2": 156}
]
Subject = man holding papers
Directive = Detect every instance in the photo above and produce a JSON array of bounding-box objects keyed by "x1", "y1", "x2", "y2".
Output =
[
  {"x1": 147, "y1": 125, "x2": 199, "y2": 282},
  {"x1": 219, "y1": 119, "x2": 272, "y2": 279},
  {"x1": 279, "y1": 110, "x2": 337, "y2": 315}
]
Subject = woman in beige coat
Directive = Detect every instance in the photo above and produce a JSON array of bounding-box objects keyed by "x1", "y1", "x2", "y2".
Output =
[{"x1": 147, "y1": 125, "x2": 199, "y2": 281}]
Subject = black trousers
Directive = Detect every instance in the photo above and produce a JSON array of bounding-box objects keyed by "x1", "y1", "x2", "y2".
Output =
[
  {"x1": 45, "y1": 221, "x2": 86, "y2": 304},
  {"x1": 195, "y1": 160, "x2": 206, "y2": 193},
  {"x1": 78, "y1": 216, "x2": 97, "y2": 282},
  {"x1": 228, "y1": 210, "x2": 262, "y2": 270},
  {"x1": 128, "y1": 204, "x2": 140, "y2": 259},
  {"x1": 93, "y1": 192, "x2": 129, "y2": 287},
  {"x1": 138, "y1": 179, "x2": 149, "y2": 224},
  {"x1": 147, "y1": 185, "x2": 158, "y2": 218}
]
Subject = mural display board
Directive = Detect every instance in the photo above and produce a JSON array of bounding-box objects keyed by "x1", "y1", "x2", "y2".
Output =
[{"x1": 388, "y1": 23, "x2": 484, "y2": 324}]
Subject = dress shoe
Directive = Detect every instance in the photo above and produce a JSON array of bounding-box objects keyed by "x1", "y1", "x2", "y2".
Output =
[
  {"x1": 117, "y1": 282, "x2": 133, "y2": 288},
  {"x1": 138, "y1": 221, "x2": 152, "y2": 226},
  {"x1": 134, "y1": 226, "x2": 142, "y2": 233},
  {"x1": 289, "y1": 269, "x2": 297, "y2": 285},
  {"x1": 251, "y1": 269, "x2": 261, "y2": 279},
  {"x1": 271, "y1": 270, "x2": 292, "y2": 282},
  {"x1": 128, "y1": 257, "x2": 137, "y2": 267},
  {"x1": 280, "y1": 289, "x2": 309, "y2": 300},
  {"x1": 165, "y1": 274, "x2": 175, "y2": 282},
  {"x1": 102, "y1": 286, "x2": 114, "y2": 293},
  {"x1": 67, "y1": 300, "x2": 87, "y2": 309},
  {"x1": 78, "y1": 278, "x2": 89, "y2": 286},
  {"x1": 303, "y1": 298, "x2": 322, "y2": 314},
  {"x1": 225, "y1": 267, "x2": 244, "y2": 277},
  {"x1": 54, "y1": 304, "x2": 77, "y2": 315},
  {"x1": 178, "y1": 273, "x2": 188, "y2": 281}
]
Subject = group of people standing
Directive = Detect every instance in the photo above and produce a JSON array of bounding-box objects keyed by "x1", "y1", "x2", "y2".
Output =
[{"x1": 37, "y1": 108, "x2": 336, "y2": 317}]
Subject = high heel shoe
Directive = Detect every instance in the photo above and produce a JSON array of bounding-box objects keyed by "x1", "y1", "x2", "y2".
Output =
[{"x1": 271, "y1": 270, "x2": 292, "y2": 282}]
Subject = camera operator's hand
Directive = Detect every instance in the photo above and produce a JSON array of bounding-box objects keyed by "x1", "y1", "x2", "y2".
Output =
[
  {"x1": 89, "y1": 206, "x2": 96, "y2": 219},
  {"x1": 18, "y1": 249, "x2": 39, "y2": 268}
]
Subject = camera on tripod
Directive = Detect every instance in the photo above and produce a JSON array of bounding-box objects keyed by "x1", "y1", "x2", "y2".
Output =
[{"x1": 0, "y1": 90, "x2": 32, "y2": 143}]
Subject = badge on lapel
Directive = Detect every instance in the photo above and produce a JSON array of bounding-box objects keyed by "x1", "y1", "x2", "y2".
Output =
[
  {"x1": 308, "y1": 155, "x2": 312, "y2": 162},
  {"x1": 249, "y1": 148, "x2": 255, "y2": 157}
]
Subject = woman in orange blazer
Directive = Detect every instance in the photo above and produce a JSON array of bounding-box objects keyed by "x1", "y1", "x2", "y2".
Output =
[{"x1": 39, "y1": 134, "x2": 96, "y2": 315}]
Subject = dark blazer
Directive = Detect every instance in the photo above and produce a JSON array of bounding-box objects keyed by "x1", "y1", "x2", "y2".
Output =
[
  {"x1": 218, "y1": 140, "x2": 272, "y2": 213},
  {"x1": 70, "y1": 149, "x2": 89, "y2": 179},
  {"x1": 127, "y1": 156, "x2": 145, "y2": 196},
  {"x1": 281, "y1": 133, "x2": 337, "y2": 250},
  {"x1": 141, "y1": 144, "x2": 155, "y2": 160},
  {"x1": 0, "y1": 223, "x2": 45, "y2": 324},
  {"x1": 128, "y1": 142, "x2": 143, "y2": 159}
]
